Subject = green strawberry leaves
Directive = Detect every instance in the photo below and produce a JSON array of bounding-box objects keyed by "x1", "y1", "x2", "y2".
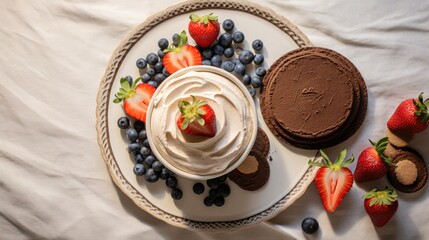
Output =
[
  {"x1": 414, "y1": 92, "x2": 429, "y2": 124},
  {"x1": 364, "y1": 188, "x2": 397, "y2": 207},
  {"x1": 113, "y1": 77, "x2": 140, "y2": 103},
  {"x1": 190, "y1": 13, "x2": 218, "y2": 25},
  {"x1": 308, "y1": 149, "x2": 354, "y2": 171}
]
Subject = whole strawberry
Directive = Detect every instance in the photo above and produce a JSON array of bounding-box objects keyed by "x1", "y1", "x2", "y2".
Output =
[
  {"x1": 308, "y1": 149, "x2": 354, "y2": 212},
  {"x1": 387, "y1": 92, "x2": 429, "y2": 134},
  {"x1": 113, "y1": 78, "x2": 156, "y2": 122},
  {"x1": 354, "y1": 137, "x2": 391, "y2": 183},
  {"x1": 177, "y1": 95, "x2": 217, "y2": 137},
  {"x1": 188, "y1": 13, "x2": 220, "y2": 48},
  {"x1": 364, "y1": 188, "x2": 398, "y2": 227}
]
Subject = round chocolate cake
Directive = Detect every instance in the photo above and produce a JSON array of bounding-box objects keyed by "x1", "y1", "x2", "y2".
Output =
[{"x1": 260, "y1": 47, "x2": 368, "y2": 149}]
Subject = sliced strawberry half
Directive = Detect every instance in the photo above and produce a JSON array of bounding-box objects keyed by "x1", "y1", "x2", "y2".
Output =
[
  {"x1": 163, "y1": 31, "x2": 202, "y2": 74},
  {"x1": 308, "y1": 149, "x2": 355, "y2": 212},
  {"x1": 113, "y1": 78, "x2": 156, "y2": 122}
]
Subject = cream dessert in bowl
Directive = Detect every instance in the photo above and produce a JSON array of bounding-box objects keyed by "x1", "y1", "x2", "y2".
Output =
[{"x1": 146, "y1": 66, "x2": 258, "y2": 180}]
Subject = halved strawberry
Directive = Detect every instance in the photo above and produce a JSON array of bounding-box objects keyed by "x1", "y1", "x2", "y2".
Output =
[
  {"x1": 113, "y1": 78, "x2": 156, "y2": 122},
  {"x1": 163, "y1": 31, "x2": 202, "y2": 75},
  {"x1": 308, "y1": 149, "x2": 354, "y2": 212},
  {"x1": 177, "y1": 95, "x2": 216, "y2": 137}
]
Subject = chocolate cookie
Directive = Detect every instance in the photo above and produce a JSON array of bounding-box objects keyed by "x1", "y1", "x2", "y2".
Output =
[
  {"x1": 228, "y1": 150, "x2": 270, "y2": 191},
  {"x1": 260, "y1": 47, "x2": 367, "y2": 149},
  {"x1": 252, "y1": 128, "x2": 270, "y2": 157},
  {"x1": 387, "y1": 147, "x2": 428, "y2": 193}
]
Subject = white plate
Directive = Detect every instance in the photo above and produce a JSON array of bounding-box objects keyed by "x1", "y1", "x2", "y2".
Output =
[{"x1": 96, "y1": 0, "x2": 319, "y2": 231}]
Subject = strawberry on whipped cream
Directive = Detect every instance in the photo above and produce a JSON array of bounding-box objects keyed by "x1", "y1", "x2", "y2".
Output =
[{"x1": 146, "y1": 66, "x2": 257, "y2": 179}]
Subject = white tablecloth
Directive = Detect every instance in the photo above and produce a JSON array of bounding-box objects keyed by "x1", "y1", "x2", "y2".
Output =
[{"x1": 1, "y1": 0, "x2": 429, "y2": 239}]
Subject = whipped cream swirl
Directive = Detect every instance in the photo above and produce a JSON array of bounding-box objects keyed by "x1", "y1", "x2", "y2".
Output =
[{"x1": 148, "y1": 69, "x2": 256, "y2": 176}]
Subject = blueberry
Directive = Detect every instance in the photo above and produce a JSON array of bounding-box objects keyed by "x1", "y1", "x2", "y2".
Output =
[
  {"x1": 152, "y1": 160, "x2": 163, "y2": 172},
  {"x1": 214, "y1": 196, "x2": 225, "y2": 207},
  {"x1": 147, "y1": 80, "x2": 158, "y2": 88},
  {"x1": 144, "y1": 168, "x2": 159, "y2": 183},
  {"x1": 201, "y1": 48, "x2": 214, "y2": 60},
  {"x1": 140, "y1": 146, "x2": 151, "y2": 157},
  {"x1": 248, "y1": 87, "x2": 256, "y2": 97},
  {"x1": 212, "y1": 44, "x2": 224, "y2": 56},
  {"x1": 222, "y1": 19, "x2": 235, "y2": 32},
  {"x1": 223, "y1": 48, "x2": 234, "y2": 58},
  {"x1": 252, "y1": 39, "x2": 264, "y2": 51},
  {"x1": 211, "y1": 55, "x2": 222, "y2": 68},
  {"x1": 219, "y1": 33, "x2": 233, "y2": 48},
  {"x1": 217, "y1": 183, "x2": 230, "y2": 197},
  {"x1": 251, "y1": 76, "x2": 262, "y2": 88},
  {"x1": 204, "y1": 196, "x2": 215, "y2": 206},
  {"x1": 154, "y1": 73, "x2": 165, "y2": 84},
  {"x1": 146, "y1": 68, "x2": 156, "y2": 76},
  {"x1": 154, "y1": 62, "x2": 164, "y2": 73},
  {"x1": 158, "y1": 38, "x2": 169, "y2": 50},
  {"x1": 171, "y1": 188, "x2": 183, "y2": 200},
  {"x1": 133, "y1": 163, "x2": 146, "y2": 176},
  {"x1": 242, "y1": 74, "x2": 251, "y2": 85},
  {"x1": 165, "y1": 176, "x2": 178, "y2": 189},
  {"x1": 142, "y1": 138, "x2": 150, "y2": 148},
  {"x1": 253, "y1": 54, "x2": 264, "y2": 65},
  {"x1": 301, "y1": 217, "x2": 319, "y2": 234},
  {"x1": 162, "y1": 68, "x2": 170, "y2": 77},
  {"x1": 136, "y1": 58, "x2": 147, "y2": 69},
  {"x1": 134, "y1": 153, "x2": 143, "y2": 163},
  {"x1": 217, "y1": 175, "x2": 227, "y2": 183},
  {"x1": 158, "y1": 168, "x2": 170, "y2": 180},
  {"x1": 141, "y1": 73, "x2": 151, "y2": 83},
  {"x1": 238, "y1": 50, "x2": 254, "y2": 65},
  {"x1": 209, "y1": 188, "x2": 218, "y2": 197},
  {"x1": 138, "y1": 130, "x2": 147, "y2": 141},
  {"x1": 172, "y1": 33, "x2": 180, "y2": 46},
  {"x1": 144, "y1": 155, "x2": 156, "y2": 167},
  {"x1": 146, "y1": 53, "x2": 158, "y2": 65},
  {"x1": 125, "y1": 128, "x2": 138, "y2": 142},
  {"x1": 222, "y1": 60, "x2": 235, "y2": 72},
  {"x1": 157, "y1": 49, "x2": 165, "y2": 59},
  {"x1": 133, "y1": 121, "x2": 145, "y2": 132},
  {"x1": 234, "y1": 63, "x2": 245, "y2": 76},
  {"x1": 207, "y1": 178, "x2": 221, "y2": 189},
  {"x1": 117, "y1": 116, "x2": 130, "y2": 129},
  {"x1": 202, "y1": 60, "x2": 212, "y2": 66},
  {"x1": 255, "y1": 67, "x2": 266, "y2": 77},
  {"x1": 232, "y1": 31, "x2": 244, "y2": 43},
  {"x1": 125, "y1": 75, "x2": 133, "y2": 86},
  {"x1": 128, "y1": 143, "x2": 141, "y2": 153},
  {"x1": 193, "y1": 182, "x2": 205, "y2": 194}
]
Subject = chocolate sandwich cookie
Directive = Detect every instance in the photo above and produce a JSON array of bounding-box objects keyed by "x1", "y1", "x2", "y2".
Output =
[
  {"x1": 260, "y1": 47, "x2": 367, "y2": 149},
  {"x1": 387, "y1": 147, "x2": 428, "y2": 193},
  {"x1": 228, "y1": 128, "x2": 270, "y2": 191},
  {"x1": 228, "y1": 150, "x2": 270, "y2": 191},
  {"x1": 252, "y1": 128, "x2": 270, "y2": 157}
]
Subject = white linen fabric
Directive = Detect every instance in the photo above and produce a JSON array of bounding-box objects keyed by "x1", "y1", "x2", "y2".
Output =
[{"x1": 1, "y1": 0, "x2": 428, "y2": 239}]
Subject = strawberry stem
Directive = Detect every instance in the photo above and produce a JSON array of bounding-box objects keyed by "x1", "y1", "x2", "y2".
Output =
[
  {"x1": 113, "y1": 77, "x2": 141, "y2": 103},
  {"x1": 414, "y1": 92, "x2": 429, "y2": 124},
  {"x1": 363, "y1": 188, "x2": 397, "y2": 207},
  {"x1": 189, "y1": 13, "x2": 218, "y2": 25},
  {"x1": 308, "y1": 149, "x2": 354, "y2": 170},
  {"x1": 369, "y1": 137, "x2": 392, "y2": 163}
]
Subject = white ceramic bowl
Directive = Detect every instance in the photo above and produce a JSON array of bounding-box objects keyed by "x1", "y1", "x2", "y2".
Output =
[{"x1": 146, "y1": 65, "x2": 258, "y2": 180}]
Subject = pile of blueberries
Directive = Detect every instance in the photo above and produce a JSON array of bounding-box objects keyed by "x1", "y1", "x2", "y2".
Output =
[
  {"x1": 193, "y1": 175, "x2": 231, "y2": 207},
  {"x1": 117, "y1": 116, "x2": 183, "y2": 200},
  {"x1": 135, "y1": 18, "x2": 266, "y2": 97}
]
